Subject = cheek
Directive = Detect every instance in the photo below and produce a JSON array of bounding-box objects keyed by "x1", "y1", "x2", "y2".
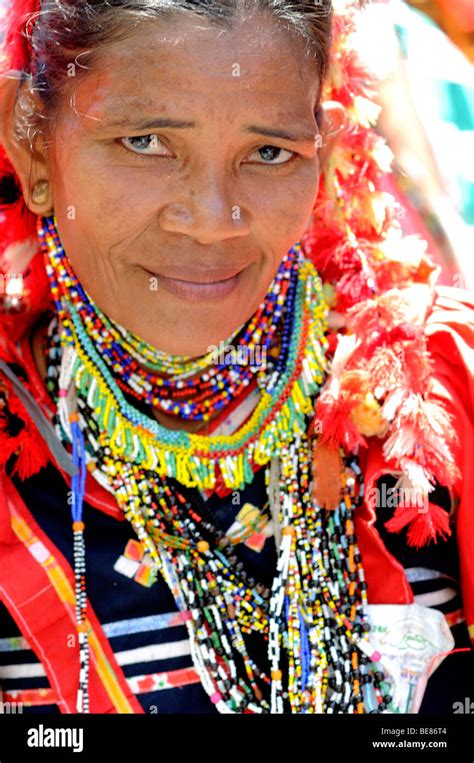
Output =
[
  {"x1": 252, "y1": 162, "x2": 320, "y2": 247},
  {"x1": 50, "y1": 172, "x2": 164, "y2": 292},
  {"x1": 50, "y1": 140, "x2": 157, "y2": 240}
]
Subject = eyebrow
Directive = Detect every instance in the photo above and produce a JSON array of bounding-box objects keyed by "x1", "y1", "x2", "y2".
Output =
[
  {"x1": 107, "y1": 117, "x2": 196, "y2": 130},
  {"x1": 103, "y1": 116, "x2": 317, "y2": 143},
  {"x1": 246, "y1": 124, "x2": 317, "y2": 143}
]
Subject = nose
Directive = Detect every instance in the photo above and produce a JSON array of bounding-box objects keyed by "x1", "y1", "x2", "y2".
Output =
[{"x1": 157, "y1": 167, "x2": 250, "y2": 245}]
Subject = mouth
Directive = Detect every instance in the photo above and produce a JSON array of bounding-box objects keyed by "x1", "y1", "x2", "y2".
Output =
[{"x1": 143, "y1": 265, "x2": 249, "y2": 302}]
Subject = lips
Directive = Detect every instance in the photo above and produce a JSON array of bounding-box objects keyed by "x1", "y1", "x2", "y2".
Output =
[
  {"x1": 144, "y1": 264, "x2": 248, "y2": 302},
  {"x1": 153, "y1": 267, "x2": 245, "y2": 283}
]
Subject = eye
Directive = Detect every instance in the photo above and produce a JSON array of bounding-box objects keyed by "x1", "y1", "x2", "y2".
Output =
[
  {"x1": 245, "y1": 145, "x2": 296, "y2": 166},
  {"x1": 119, "y1": 134, "x2": 172, "y2": 156}
]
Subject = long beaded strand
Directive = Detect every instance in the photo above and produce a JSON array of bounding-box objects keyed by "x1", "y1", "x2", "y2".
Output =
[{"x1": 70, "y1": 411, "x2": 89, "y2": 712}]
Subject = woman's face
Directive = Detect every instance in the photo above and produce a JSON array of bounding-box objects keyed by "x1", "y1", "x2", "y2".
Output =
[{"x1": 46, "y1": 14, "x2": 323, "y2": 355}]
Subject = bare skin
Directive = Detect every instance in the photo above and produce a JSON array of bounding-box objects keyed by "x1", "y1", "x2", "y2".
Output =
[{"x1": 2, "y1": 13, "x2": 345, "y2": 431}]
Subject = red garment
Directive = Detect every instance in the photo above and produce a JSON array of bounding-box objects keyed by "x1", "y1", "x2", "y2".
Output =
[{"x1": 0, "y1": 285, "x2": 472, "y2": 715}]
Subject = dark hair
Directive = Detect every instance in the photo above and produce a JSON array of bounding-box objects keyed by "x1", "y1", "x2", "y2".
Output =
[{"x1": 15, "y1": 0, "x2": 332, "y2": 139}]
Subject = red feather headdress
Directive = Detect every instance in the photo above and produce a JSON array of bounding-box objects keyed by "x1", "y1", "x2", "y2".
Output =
[{"x1": 303, "y1": 1, "x2": 460, "y2": 547}]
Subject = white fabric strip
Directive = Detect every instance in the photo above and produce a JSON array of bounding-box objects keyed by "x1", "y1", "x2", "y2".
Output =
[
  {"x1": 114, "y1": 639, "x2": 192, "y2": 667},
  {"x1": 0, "y1": 663, "x2": 46, "y2": 679}
]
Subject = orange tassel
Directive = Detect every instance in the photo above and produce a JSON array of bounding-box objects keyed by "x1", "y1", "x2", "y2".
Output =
[{"x1": 311, "y1": 440, "x2": 343, "y2": 510}]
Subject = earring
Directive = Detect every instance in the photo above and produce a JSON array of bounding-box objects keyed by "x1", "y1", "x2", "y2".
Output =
[{"x1": 31, "y1": 180, "x2": 49, "y2": 205}]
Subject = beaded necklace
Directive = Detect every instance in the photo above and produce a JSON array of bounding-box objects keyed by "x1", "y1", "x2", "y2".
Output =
[
  {"x1": 38, "y1": 215, "x2": 394, "y2": 714},
  {"x1": 40, "y1": 215, "x2": 329, "y2": 492},
  {"x1": 43, "y1": 216, "x2": 300, "y2": 422}
]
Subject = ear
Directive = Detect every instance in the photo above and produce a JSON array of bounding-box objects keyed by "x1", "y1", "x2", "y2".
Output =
[
  {"x1": 0, "y1": 73, "x2": 53, "y2": 214},
  {"x1": 317, "y1": 101, "x2": 348, "y2": 170}
]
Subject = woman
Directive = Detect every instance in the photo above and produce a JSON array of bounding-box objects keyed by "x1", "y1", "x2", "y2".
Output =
[{"x1": 0, "y1": 0, "x2": 472, "y2": 715}]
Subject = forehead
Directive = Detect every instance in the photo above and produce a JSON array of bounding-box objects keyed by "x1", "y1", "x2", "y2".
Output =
[{"x1": 64, "y1": 13, "x2": 321, "y2": 128}]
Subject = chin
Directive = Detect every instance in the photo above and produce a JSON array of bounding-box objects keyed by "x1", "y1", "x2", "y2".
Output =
[
  {"x1": 144, "y1": 339, "x2": 219, "y2": 357},
  {"x1": 121, "y1": 307, "x2": 244, "y2": 357},
  {"x1": 133, "y1": 294, "x2": 261, "y2": 356},
  {"x1": 111, "y1": 263, "x2": 267, "y2": 355}
]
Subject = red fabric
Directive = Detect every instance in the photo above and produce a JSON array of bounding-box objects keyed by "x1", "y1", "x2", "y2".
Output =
[
  {"x1": 354, "y1": 445, "x2": 414, "y2": 605},
  {"x1": 426, "y1": 288, "x2": 474, "y2": 639},
  {"x1": 0, "y1": 470, "x2": 144, "y2": 713}
]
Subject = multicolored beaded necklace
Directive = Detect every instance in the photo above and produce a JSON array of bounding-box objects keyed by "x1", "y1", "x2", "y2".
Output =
[
  {"x1": 43, "y1": 219, "x2": 300, "y2": 421},
  {"x1": 38, "y1": 215, "x2": 394, "y2": 715}
]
